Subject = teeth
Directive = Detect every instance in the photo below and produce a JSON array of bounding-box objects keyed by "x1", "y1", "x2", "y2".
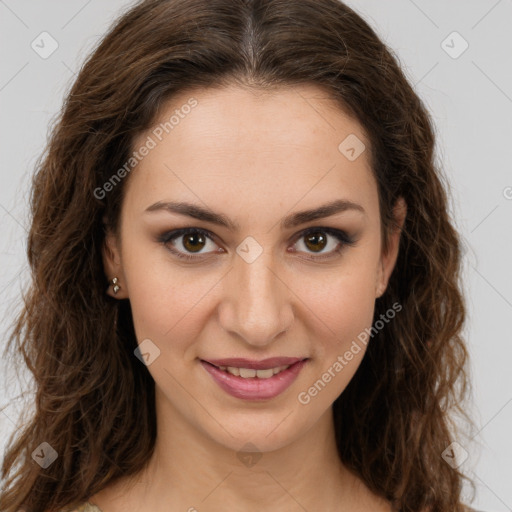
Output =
[
  {"x1": 239, "y1": 368, "x2": 257, "y2": 378},
  {"x1": 254, "y1": 368, "x2": 274, "y2": 378},
  {"x1": 219, "y1": 365, "x2": 291, "y2": 379}
]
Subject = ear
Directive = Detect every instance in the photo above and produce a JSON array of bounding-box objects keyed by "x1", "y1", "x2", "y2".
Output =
[
  {"x1": 102, "y1": 219, "x2": 128, "y2": 299},
  {"x1": 375, "y1": 197, "x2": 407, "y2": 299}
]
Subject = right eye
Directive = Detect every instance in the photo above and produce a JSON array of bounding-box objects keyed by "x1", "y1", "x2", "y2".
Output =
[{"x1": 158, "y1": 227, "x2": 222, "y2": 261}]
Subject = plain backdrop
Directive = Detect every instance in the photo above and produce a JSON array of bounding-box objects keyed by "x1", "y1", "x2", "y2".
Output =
[{"x1": 1, "y1": 1, "x2": 511, "y2": 510}]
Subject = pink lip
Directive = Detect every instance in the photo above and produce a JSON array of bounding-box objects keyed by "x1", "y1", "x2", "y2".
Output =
[
  {"x1": 200, "y1": 358, "x2": 309, "y2": 401},
  {"x1": 202, "y1": 357, "x2": 306, "y2": 370}
]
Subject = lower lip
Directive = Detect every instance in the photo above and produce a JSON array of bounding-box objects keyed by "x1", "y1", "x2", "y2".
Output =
[{"x1": 200, "y1": 359, "x2": 308, "y2": 401}]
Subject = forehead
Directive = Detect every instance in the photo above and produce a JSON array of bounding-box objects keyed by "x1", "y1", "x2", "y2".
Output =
[{"x1": 125, "y1": 83, "x2": 378, "y2": 222}]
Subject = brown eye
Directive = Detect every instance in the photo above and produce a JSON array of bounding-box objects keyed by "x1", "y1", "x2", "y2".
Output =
[
  {"x1": 292, "y1": 227, "x2": 356, "y2": 260},
  {"x1": 182, "y1": 232, "x2": 207, "y2": 253},
  {"x1": 303, "y1": 231, "x2": 328, "y2": 253},
  {"x1": 158, "y1": 227, "x2": 220, "y2": 260}
]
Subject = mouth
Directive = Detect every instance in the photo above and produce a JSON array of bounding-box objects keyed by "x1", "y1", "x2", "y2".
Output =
[
  {"x1": 199, "y1": 357, "x2": 309, "y2": 401},
  {"x1": 202, "y1": 356, "x2": 306, "y2": 375}
]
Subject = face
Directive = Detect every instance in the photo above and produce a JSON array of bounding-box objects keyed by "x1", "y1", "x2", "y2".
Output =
[{"x1": 103, "y1": 83, "x2": 406, "y2": 454}]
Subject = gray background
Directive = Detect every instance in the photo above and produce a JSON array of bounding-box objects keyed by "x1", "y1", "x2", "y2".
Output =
[{"x1": 1, "y1": 1, "x2": 511, "y2": 510}]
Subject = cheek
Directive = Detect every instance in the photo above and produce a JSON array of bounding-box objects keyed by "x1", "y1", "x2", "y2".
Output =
[
  {"x1": 292, "y1": 270, "x2": 377, "y2": 408},
  {"x1": 291, "y1": 259, "x2": 378, "y2": 347},
  {"x1": 120, "y1": 234, "x2": 211, "y2": 344}
]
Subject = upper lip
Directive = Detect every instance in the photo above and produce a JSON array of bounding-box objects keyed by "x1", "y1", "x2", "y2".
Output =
[{"x1": 201, "y1": 357, "x2": 308, "y2": 370}]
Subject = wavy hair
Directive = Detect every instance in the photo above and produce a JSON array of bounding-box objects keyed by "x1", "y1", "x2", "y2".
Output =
[{"x1": 1, "y1": 0, "x2": 477, "y2": 511}]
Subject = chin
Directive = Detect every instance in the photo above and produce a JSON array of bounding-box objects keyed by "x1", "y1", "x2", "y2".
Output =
[{"x1": 200, "y1": 409, "x2": 311, "y2": 455}]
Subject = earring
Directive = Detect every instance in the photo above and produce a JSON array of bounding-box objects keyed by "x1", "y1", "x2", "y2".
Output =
[{"x1": 111, "y1": 277, "x2": 120, "y2": 294}]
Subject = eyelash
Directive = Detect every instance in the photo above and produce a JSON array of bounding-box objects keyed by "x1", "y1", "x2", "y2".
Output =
[{"x1": 157, "y1": 226, "x2": 357, "y2": 262}]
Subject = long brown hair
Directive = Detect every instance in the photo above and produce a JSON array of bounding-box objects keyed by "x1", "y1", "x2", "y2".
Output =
[{"x1": 1, "y1": 1, "x2": 477, "y2": 511}]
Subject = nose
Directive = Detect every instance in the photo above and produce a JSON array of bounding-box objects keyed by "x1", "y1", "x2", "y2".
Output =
[{"x1": 217, "y1": 250, "x2": 294, "y2": 348}]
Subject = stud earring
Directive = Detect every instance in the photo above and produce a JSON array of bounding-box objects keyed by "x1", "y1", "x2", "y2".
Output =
[{"x1": 111, "y1": 277, "x2": 120, "y2": 294}]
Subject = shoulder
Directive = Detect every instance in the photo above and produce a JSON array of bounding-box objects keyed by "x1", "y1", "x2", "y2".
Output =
[
  {"x1": 414, "y1": 506, "x2": 486, "y2": 512},
  {"x1": 55, "y1": 502, "x2": 102, "y2": 512}
]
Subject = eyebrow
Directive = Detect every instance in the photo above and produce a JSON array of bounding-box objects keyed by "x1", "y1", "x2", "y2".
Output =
[{"x1": 144, "y1": 199, "x2": 366, "y2": 231}]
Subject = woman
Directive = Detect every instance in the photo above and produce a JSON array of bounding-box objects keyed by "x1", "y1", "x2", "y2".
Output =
[{"x1": 0, "y1": 0, "x2": 480, "y2": 511}]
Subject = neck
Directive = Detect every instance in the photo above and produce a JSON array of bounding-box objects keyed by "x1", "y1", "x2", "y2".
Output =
[{"x1": 91, "y1": 387, "x2": 389, "y2": 512}]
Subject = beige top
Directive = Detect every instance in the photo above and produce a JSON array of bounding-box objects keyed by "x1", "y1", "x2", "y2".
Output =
[
  {"x1": 62, "y1": 500, "x2": 485, "y2": 511},
  {"x1": 61, "y1": 502, "x2": 102, "y2": 512}
]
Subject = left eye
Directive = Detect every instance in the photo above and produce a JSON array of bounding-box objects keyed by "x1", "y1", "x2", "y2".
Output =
[
  {"x1": 291, "y1": 227, "x2": 354, "y2": 260},
  {"x1": 158, "y1": 227, "x2": 356, "y2": 261}
]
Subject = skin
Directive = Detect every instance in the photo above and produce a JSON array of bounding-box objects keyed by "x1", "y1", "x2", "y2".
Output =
[{"x1": 96, "y1": 83, "x2": 407, "y2": 512}]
